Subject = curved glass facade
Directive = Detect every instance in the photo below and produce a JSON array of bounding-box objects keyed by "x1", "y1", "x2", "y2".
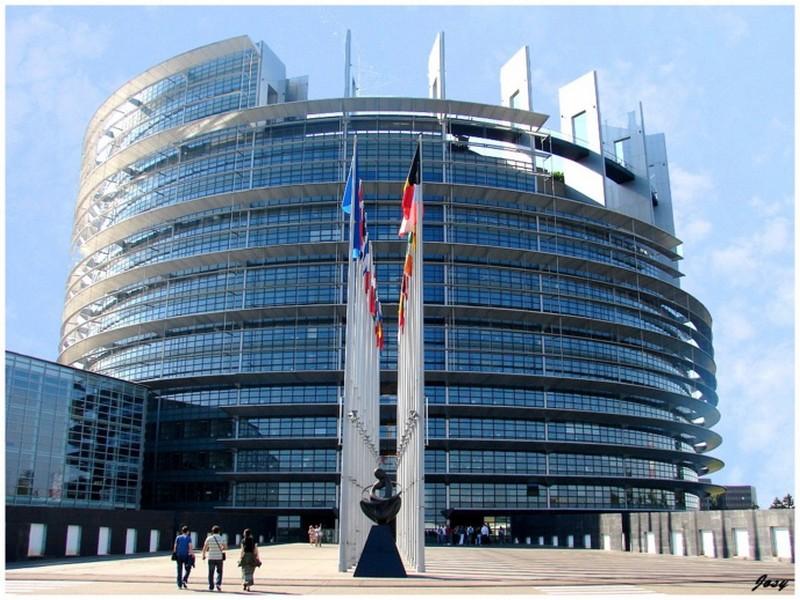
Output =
[{"x1": 60, "y1": 37, "x2": 721, "y2": 531}]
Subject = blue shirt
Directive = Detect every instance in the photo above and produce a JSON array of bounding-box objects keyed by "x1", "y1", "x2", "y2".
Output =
[{"x1": 175, "y1": 534, "x2": 191, "y2": 558}]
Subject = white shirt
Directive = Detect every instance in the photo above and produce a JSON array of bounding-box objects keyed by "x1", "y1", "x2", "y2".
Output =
[{"x1": 204, "y1": 534, "x2": 226, "y2": 560}]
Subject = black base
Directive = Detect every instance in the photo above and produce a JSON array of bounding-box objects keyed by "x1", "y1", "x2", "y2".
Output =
[{"x1": 353, "y1": 525, "x2": 407, "y2": 578}]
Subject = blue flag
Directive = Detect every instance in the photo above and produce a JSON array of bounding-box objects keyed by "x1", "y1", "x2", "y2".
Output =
[
  {"x1": 342, "y1": 147, "x2": 363, "y2": 259},
  {"x1": 341, "y1": 150, "x2": 356, "y2": 214}
]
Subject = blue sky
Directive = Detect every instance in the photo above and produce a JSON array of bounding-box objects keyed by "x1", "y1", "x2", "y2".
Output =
[{"x1": 4, "y1": 5, "x2": 794, "y2": 505}]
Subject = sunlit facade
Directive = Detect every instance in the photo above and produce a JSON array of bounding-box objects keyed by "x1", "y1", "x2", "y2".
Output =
[{"x1": 59, "y1": 36, "x2": 722, "y2": 538}]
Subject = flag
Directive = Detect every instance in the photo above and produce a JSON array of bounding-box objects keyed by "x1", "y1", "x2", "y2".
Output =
[
  {"x1": 342, "y1": 148, "x2": 365, "y2": 259},
  {"x1": 395, "y1": 137, "x2": 426, "y2": 572},
  {"x1": 375, "y1": 308, "x2": 385, "y2": 350},
  {"x1": 341, "y1": 151, "x2": 356, "y2": 214},
  {"x1": 398, "y1": 143, "x2": 421, "y2": 236},
  {"x1": 338, "y1": 137, "x2": 383, "y2": 573}
]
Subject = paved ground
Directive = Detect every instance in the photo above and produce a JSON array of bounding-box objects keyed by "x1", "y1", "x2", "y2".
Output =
[{"x1": 5, "y1": 543, "x2": 795, "y2": 596}]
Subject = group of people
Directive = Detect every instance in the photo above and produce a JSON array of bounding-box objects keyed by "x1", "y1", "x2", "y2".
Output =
[
  {"x1": 434, "y1": 523, "x2": 504, "y2": 545},
  {"x1": 172, "y1": 525, "x2": 261, "y2": 592},
  {"x1": 307, "y1": 524, "x2": 324, "y2": 547}
]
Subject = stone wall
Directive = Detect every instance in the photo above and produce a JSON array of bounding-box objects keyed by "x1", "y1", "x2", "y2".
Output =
[
  {"x1": 6, "y1": 505, "x2": 279, "y2": 562},
  {"x1": 622, "y1": 509, "x2": 794, "y2": 562}
]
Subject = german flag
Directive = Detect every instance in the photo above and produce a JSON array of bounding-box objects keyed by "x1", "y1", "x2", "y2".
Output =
[{"x1": 398, "y1": 141, "x2": 421, "y2": 236}]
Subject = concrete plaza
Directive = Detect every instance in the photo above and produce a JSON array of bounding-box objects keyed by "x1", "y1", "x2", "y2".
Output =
[{"x1": 5, "y1": 543, "x2": 795, "y2": 596}]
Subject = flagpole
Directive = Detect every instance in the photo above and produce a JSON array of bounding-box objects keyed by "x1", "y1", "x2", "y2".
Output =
[
  {"x1": 339, "y1": 135, "x2": 361, "y2": 572},
  {"x1": 396, "y1": 137, "x2": 425, "y2": 572},
  {"x1": 414, "y1": 134, "x2": 426, "y2": 572},
  {"x1": 339, "y1": 135, "x2": 355, "y2": 572},
  {"x1": 339, "y1": 135, "x2": 385, "y2": 572}
]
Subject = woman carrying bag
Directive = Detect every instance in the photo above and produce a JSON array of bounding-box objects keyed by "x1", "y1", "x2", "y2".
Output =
[{"x1": 238, "y1": 528, "x2": 261, "y2": 591}]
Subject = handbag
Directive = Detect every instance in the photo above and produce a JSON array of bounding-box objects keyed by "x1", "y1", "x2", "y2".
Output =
[
  {"x1": 213, "y1": 535, "x2": 226, "y2": 561},
  {"x1": 171, "y1": 552, "x2": 177, "y2": 561}
]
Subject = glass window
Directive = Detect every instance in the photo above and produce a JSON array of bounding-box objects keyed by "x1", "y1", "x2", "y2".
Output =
[
  {"x1": 572, "y1": 111, "x2": 588, "y2": 144},
  {"x1": 614, "y1": 137, "x2": 629, "y2": 165}
]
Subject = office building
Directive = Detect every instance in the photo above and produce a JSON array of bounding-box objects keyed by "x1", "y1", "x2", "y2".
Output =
[
  {"x1": 58, "y1": 35, "x2": 723, "y2": 541},
  {"x1": 6, "y1": 351, "x2": 148, "y2": 509}
]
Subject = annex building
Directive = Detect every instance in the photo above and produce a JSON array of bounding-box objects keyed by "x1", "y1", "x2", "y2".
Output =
[{"x1": 52, "y1": 34, "x2": 723, "y2": 546}]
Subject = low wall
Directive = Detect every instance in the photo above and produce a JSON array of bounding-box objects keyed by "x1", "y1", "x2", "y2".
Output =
[
  {"x1": 5, "y1": 506, "x2": 278, "y2": 563},
  {"x1": 623, "y1": 509, "x2": 794, "y2": 562},
  {"x1": 508, "y1": 513, "x2": 624, "y2": 550},
  {"x1": 8, "y1": 506, "x2": 794, "y2": 563}
]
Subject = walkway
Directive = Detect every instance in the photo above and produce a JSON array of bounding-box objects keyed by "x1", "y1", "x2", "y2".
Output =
[{"x1": 5, "y1": 543, "x2": 794, "y2": 595}]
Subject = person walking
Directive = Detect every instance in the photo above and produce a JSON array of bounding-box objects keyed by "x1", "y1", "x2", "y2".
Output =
[
  {"x1": 173, "y1": 525, "x2": 194, "y2": 589},
  {"x1": 480, "y1": 523, "x2": 490, "y2": 545},
  {"x1": 308, "y1": 525, "x2": 316, "y2": 546},
  {"x1": 239, "y1": 528, "x2": 260, "y2": 592},
  {"x1": 315, "y1": 524, "x2": 323, "y2": 547},
  {"x1": 202, "y1": 525, "x2": 227, "y2": 592}
]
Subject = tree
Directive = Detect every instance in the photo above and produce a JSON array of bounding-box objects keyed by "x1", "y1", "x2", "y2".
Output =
[{"x1": 770, "y1": 494, "x2": 794, "y2": 509}]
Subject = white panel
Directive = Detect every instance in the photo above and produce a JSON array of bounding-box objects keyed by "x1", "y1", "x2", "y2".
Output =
[
  {"x1": 772, "y1": 527, "x2": 792, "y2": 559},
  {"x1": 65, "y1": 525, "x2": 81, "y2": 556},
  {"x1": 427, "y1": 32, "x2": 445, "y2": 100},
  {"x1": 559, "y1": 71, "x2": 602, "y2": 152},
  {"x1": 97, "y1": 527, "x2": 111, "y2": 556},
  {"x1": 671, "y1": 531, "x2": 684, "y2": 556},
  {"x1": 645, "y1": 532, "x2": 657, "y2": 554},
  {"x1": 190, "y1": 531, "x2": 198, "y2": 548},
  {"x1": 125, "y1": 528, "x2": 137, "y2": 554},
  {"x1": 583, "y1": 534, "x2": 591, "y2": 548},
  {"x1": 537, "y1": 536, "x2": 543, "y2": 545},
  {"x1": 567, "y1": 535, "x2": 574, "y2": 548},
  {"x1": 149, "y1": 529, "x2": 160, "y2": 552},
  {"x1": 551, "y1": 535, "x2": 558, "y2": 547},
  {"x1": 27, "y1": 523, "x2": 46, "y2": 557},
  {"x1": 257, "y1": 41, "x2": 287, "y2": 105},
  {"x1": 602, "y1": 534, "x2": 611, "y2": 551},
  {"x1": 602, "y1": 106, "x2": 655, "y2": 223},
  {"x1": 647, "y1": 133, "x2": 676, "y2": 235},
  {"x1": 500, "y1": 46, "x2": 531, "y2": 111},
  {"x1": 734, "y1": 529, "x2": 750, "y2": 558},
  {"x1": 700, "y1": 530, "x2": 715, "y2": 557},
  {"x1": 558, "y1": 71, "x2": 606, "y2": 205}
]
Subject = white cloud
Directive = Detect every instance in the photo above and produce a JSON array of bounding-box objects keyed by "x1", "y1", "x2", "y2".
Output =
[
  {"x1": 679, "y1": 218, "x2": 712, "y2": 245},
  {"x1": 669, "y1": 164, "x2": 716, "y2": 249},
  {"x1": 705, "y1": 209, "x2": 793, "y2": 285},
  {"x1": 597, "y1": 56, "x2": 694, "y2": 139},
  {"x1": 6, "y1": 9, "x2": 113, "y2": 148},
  {"x1": 670, "y1": 164, "x2": 714, "y2": 208},
  {"x1": 714, "y1": 10, "x2": 751, "y2": 45},
  {"x1": 714, "y1": 304, "x2": 756, "y2": 343},
  {"x1": 747, "y1": 195, "x2": 790, "y2": 217},
  {"x1": 710, "y1": 245, "x2": 759, "y2": 280},
  {"x1": 753, "y1": 216, "x2": 792, "y2": 256},
  {"x1": 764, "y1": 277, "x2": 794, "y2": 328}
]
